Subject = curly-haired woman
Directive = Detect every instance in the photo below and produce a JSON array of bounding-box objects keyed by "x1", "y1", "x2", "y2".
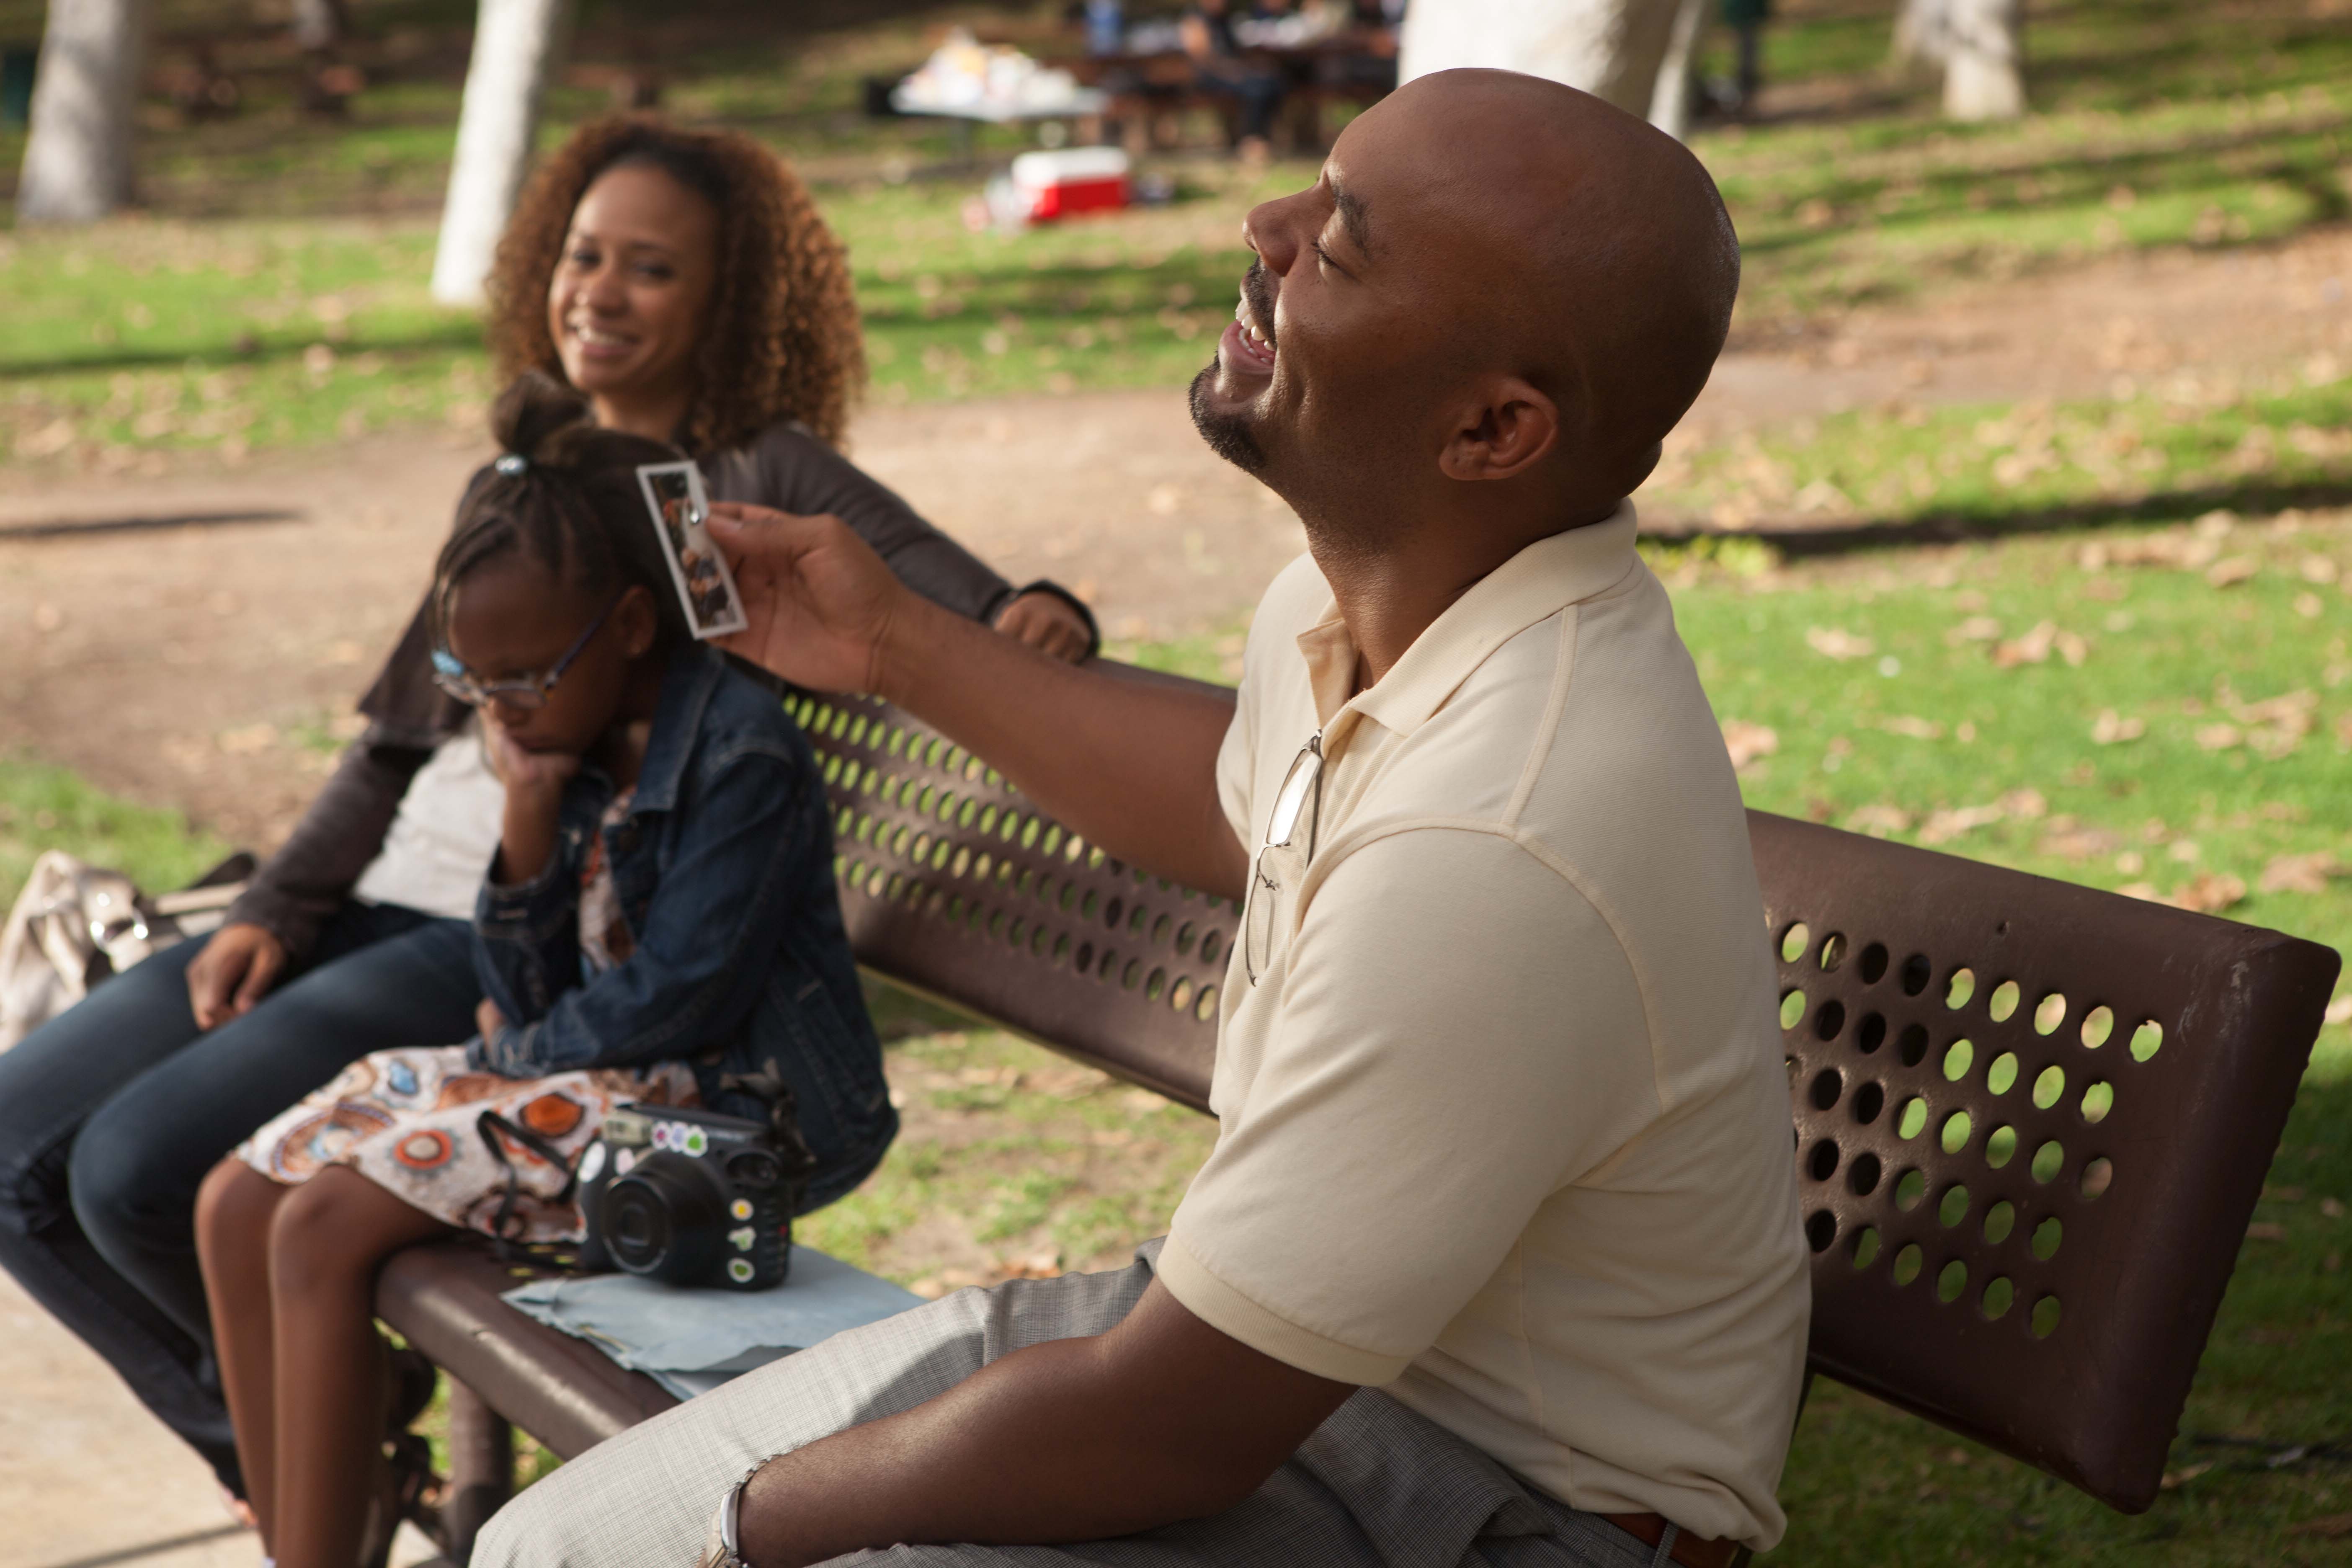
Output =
[{"x1": 0, "y1": 116, "x2": 1088, "y2": 1534}]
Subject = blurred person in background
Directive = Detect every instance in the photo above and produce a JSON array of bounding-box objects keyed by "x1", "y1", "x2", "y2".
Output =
[{"x1": 1183, "y1": 0, "x2": 1291, "y2": 160}]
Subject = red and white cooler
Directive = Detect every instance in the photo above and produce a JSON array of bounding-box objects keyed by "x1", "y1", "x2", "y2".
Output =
[{"x1": 1006, "y1": 147, "x2": 1131, "y2": 222}]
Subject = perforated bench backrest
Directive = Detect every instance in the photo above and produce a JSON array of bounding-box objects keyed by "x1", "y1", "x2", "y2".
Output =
[
  {"x1": 794, "y1": 671, "x2": 2339, "y2": 1515},
  {"x1": 1752, "y1": 812, "x2": 2336, "y2": 1509},
  {"x1": 791, "y1": 678, "x2": 1225, "y2": 1112}
]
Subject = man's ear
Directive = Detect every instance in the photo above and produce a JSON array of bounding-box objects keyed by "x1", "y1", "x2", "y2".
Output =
[{"x1": 1437, "y1": 375, "x2": 1561, "y2": 482}]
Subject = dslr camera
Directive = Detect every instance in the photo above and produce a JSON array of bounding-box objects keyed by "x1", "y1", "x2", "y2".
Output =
[{"x1": 577, "y1": 1103, "x2": 811, "y2": 1290}]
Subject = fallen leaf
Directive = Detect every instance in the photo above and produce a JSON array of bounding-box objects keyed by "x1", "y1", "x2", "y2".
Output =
[
  {"x1": 1806, "y1": 626, "x2": 1875, "y2": 660},
  {"x1": 1793, "y1": 478, "x2": 1853, "y2": 514},
  {"x1": 2260, "y1": 852, "x2": 2345, "y2": 895},
  {"x1": 1721, "y1": 720, "x2": 1780, "y2": 772},
  {"x1": 2288, "y1": 1512, "x2": 2352, "y2": 1540},
  {"x1": 2091, "y1": 709, "x2": 2146, "y2": 744},
  {"x1": 2040, "y1": 823, "x2": 2121, "y2": 861},
  {"x1": 1920, "y1": 804, "x2": 2009, "y2": 845},
  {"x1": 1948, "y1": 615, "x2": 2003, "y2": 644},
  {"x1": 1844, "y1": 803, "x2": 1914, "y2": 837},
  {"x1": 2246, "y1": 1222, "x2": 2287, "y2": 1240},
  {"x1": 1880, "y1": 715, "x2": 1942, "y2": 739},
  {"x1": 2205, "y1": 555, "x2": 2260, "y2": 587},
  {"x1": 2166, "y1": 873, "x2": 2248, "y2": 914},
  {"x1": 2104, "y1": 531, "x2": 2221, "y2": 570},
  {"x1": 2324, "y1": 1197, "x2": 2346, "y2": 1219},
  {"x1": 1998, "y1": 788, "x2": 2048, "y2": 821},
  {"x1": 2326, "y1": 995, "x2": 2352, "y2": 1027},
  {"x1": 2161, "y1": 1462, "x2": 2214, "y2": 1490},
  {"x1": 2118, "y1": 881, "x2": 2161, "y2": 900},
  {"x1": 15, "y1": 417, "x2": 75, "y2": 459},
  {"x1": 1993, "y1": 620, "x2": 2058, "y2": 666},
  {"x1": 2195, "y1": 723, "x2": 2243, "y2": 751}
]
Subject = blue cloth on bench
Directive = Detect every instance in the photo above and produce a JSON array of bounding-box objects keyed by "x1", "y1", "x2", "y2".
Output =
[{"x1": 501, "y1": 1248, "x2": 924, "y2": 1401}]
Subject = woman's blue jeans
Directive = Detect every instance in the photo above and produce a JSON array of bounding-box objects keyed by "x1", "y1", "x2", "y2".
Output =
[{"x1": 0, "y1": 900, "x2": 480, "y2": 1496}]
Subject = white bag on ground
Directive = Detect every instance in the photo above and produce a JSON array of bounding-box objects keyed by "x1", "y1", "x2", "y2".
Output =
[{"x1": 0, "y1": 850, "x2": 248, "y2": 1052}]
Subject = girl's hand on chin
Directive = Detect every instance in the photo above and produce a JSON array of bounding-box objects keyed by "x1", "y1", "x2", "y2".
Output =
[{"x1": 486, "y1": 721, "x2": 585, "y2": 798}]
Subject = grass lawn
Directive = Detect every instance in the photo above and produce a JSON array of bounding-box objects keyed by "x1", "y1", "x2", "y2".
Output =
[
  {"x1": 5, "y1": 0, "x2": 2350, "y2": 469},
  {"x1": 0, "y1": 756, "x2": 232, "y2": 914}
]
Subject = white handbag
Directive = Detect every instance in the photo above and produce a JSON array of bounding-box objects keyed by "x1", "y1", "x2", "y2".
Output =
[{"x1": 0, "y1": 850, "x2": 252, "y2": 1052}]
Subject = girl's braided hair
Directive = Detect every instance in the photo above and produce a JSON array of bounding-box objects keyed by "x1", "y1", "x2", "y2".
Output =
[
  {"x1": 485, "y1": 115, "x2": 866, "y2": 456},
  {"x1": 433, "y1": 373, "x2": 691, "y2": 651}
]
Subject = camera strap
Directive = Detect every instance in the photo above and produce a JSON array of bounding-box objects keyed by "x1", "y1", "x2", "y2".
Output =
[{"x1": 475, "y1": 1108, "x2": 587, "y2": 1256}]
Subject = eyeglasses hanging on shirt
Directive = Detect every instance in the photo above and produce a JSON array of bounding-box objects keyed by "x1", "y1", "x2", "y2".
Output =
[{"x1": 1245, "y1": 731, "x2": 1323, "y2": 986}]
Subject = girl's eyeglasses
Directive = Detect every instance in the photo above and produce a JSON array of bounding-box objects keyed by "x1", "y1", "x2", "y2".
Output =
[{"x1": 430, "y1": 596, "x2": 621, "y2": 710}]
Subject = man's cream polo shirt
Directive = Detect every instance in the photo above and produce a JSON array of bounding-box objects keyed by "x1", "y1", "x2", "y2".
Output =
[{"x1": 1157, "y1": 506, "x2": 1811, "y2": 1549}]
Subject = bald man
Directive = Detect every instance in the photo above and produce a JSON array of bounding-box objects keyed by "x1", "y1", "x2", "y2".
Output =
[{"x1": 476, "y1": 70, "x2": 1808, "y2": 1568}]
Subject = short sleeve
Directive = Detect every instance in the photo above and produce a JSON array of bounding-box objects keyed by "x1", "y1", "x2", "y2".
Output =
[
  {"x1": 1159, "y1": 827, "x2": 1663, "y2": 1385},
  {"x1": 1215, "y1": 672, "x2": 1257, "y2": 848}
]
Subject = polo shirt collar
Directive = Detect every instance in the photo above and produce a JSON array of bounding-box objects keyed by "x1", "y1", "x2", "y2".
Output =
[{"x1": 1296, "y1": 503, "x2": 1640, "y2": 738}]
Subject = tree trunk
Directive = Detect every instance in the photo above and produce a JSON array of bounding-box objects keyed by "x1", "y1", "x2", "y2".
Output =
[
  {"x1": 291, "y1": 0, "x2": 346, "y2": 54},
  {"x1": 429, "y1": 0, "x2": 575, "y2": 307},
  {"x1": 1645, "y1": 0, "x2": 1709, "y2": 141},
  {"x1": 1942, "y1": 0, "x2": 2024, "y2": 120},
  {"x1": 1399, "y1": 0, "x2": 1689, "y2": 120},
  {"x1": 1890, "y1": 0, "x2": 1952, "y2": 69},
  {"x1": 15, "y1": 0, "x2": 147, "y2": 224}
]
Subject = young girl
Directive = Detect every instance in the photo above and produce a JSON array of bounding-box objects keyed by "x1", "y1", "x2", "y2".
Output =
[{"x1": 192, "y1": 373, "x2": 895, "y2": 1568}]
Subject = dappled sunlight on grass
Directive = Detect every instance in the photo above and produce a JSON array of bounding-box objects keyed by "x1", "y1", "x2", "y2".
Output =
[
  {"x1": 794, "y1": 1025, "x2": 1217, "y2": 1293},
  {"x1": 1643, "y1": 378, "x2": 2352, "y2": 533}
]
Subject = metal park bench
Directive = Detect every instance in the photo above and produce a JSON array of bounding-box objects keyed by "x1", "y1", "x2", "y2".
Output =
[{"x1": 378, "y1": 667, "x2": 2341, "y2": 1561}]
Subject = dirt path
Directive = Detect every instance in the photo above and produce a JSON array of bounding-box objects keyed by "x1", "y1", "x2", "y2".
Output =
[{"x1": 3, "y1": 227, "x2": 2344, "y2": 851}]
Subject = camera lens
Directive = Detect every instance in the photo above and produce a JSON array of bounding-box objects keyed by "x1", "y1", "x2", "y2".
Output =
[{"x1": 599, "y1": 1150, "x2": 730, "y2": 1284}]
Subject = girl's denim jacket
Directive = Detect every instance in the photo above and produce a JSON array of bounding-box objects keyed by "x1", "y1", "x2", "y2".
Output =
[{"x1": 465, "y1": 646, "x2": 893, "y2": 1210}]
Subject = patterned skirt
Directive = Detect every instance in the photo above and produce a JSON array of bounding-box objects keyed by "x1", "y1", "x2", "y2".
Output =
[{"x1": 240, "y1": 1046, "x2": 699, "y2": 1246}]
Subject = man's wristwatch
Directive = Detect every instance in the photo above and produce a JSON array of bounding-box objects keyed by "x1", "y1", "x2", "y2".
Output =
[{"x1": 699, "y1": 1467, "x2": 760, "y2": 1568}]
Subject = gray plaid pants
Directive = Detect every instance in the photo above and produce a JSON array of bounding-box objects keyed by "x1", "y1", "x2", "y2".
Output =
[{"x1": 473, "y1": 1240, "x2": 1686, "y2": 1568}]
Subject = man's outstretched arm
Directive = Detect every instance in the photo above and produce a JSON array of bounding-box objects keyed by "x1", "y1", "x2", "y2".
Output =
[
  {"x1": 733, "y1": 1279, "x2": 1355, "y2": 1567},
  {"x1": 709, "y1": 502, "x2": 1248, "y2": 900}
]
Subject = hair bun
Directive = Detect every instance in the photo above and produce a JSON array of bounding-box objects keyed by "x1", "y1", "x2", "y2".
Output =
[{"x1": 489, "y1": 370, "x2": 596, "y2": 466}]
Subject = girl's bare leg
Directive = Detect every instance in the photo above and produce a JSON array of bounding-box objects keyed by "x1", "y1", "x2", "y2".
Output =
[
  {"x1": 265, "y1": 1166, "x2": 453, "y2": 1568},
  {"x1": 196, "y1": 1160, "x2": 297, "y2": 1550}
]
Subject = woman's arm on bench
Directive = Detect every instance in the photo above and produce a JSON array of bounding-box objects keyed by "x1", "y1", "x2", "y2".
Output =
[{"x1": 710, "y1": 503, "x2": 1248, "y2": 902}]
